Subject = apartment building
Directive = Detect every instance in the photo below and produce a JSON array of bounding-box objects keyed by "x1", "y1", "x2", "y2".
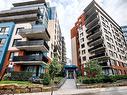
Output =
[
  {"x1": 121, "y1": 26, "x2": 127, "y2": 43},
  {"x1": 71, "y1": 0, "x2": 127, "y2": 75},
  {"x1": 47, "y1": 7, "x2": 63, "y2": 63},
  {"x1": 0, "y1": 0, "x2": 50, "y2": 78},
  {"x1": 61, "y1": 37, "x2": 66, "y2": 64}
]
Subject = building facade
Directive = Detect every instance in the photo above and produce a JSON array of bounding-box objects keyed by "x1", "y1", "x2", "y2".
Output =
[
  {"x1": 0, "y1": 0, "x2": 66, "y2": 79},
  {"x1": 0, "y1": 22, "x2": 15, "y2": 71},
  {"x1": 47, "y1": 7, "x2": 64, "y2": 63},
  {"x1": 71, "y1": 0, "x2": 127, "y2": 75},
  {"x1": 0, "y1": 0, "x2": 50, "y2": 78},
  {"x1": 61, "y1": 37, "x2": 66, "y2": 64},
  {"x1": 121, "y1": 26, "x2": 127, "y2": 43}
]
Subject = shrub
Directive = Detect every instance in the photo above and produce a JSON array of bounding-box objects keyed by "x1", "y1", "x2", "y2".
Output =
[
  {"x1": 3, "y1": 73, "x2": 11, "y2": 80},
  {"x1": 11, "y1": 71, "x2": 33, "y2": 81},
  {"x1": 42, "y1": 73, "x2": 50, "y2": 85},
  {"x1": 39, "y1": 73, "x2": 44, "y2": 79},
  {"x1": 102, "y1": 75, "x2": 114, "y2": 83}
]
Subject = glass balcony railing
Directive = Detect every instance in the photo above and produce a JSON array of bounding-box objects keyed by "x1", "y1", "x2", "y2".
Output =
[
  {"x1": 89, "y1": 53, "x2": 105, "y2": 59},
  {"x1": 16, "y1": 40, "x2": 49, "y2": 51},
  {"x1": 13, "y1": 55, "x2": 48, "y2": 63},
  {"x1": 86, "y1": 29, "x2": 101, "y2": 39},
  {"x1": 88, "y1": 44, "x2": 105, "y2": 52},
  {"x1": 87, "y1": 36, "x2": 103, "y2": 45},
  {"x1": 18, "y1": 24, "x2": 50, "y2": 41}
]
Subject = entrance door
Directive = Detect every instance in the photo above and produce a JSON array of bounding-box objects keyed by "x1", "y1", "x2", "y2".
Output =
[
  {"x1": 68, "y1": 71, "x2": 74, "y2": 79},
  {"x1": 36, "y1": 66, "x2": 39, "y2": 76}
]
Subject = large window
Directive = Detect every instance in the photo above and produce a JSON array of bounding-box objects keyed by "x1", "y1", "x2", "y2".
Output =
[
  {"x1": 0, "y1": 39, "x2": 6, "y2": 47},
  {"x1": 82, "y1": 56, "x2": 86, "y2": 61},
  {"x1": 81, "y1": 44, "x2": 85, "y2": 48},
  {"x1": 0, "y1": 27, "x2": 9, "y2": 34},
  {"x1": 82, "y1": 49, "x2": 85, "y2": 54},
  {"x1": 15, "y1": 27, "x2": 24, "y2": 34},
  {"x1": 12, "y1": 39, "x2": 21, "y2": 47}
]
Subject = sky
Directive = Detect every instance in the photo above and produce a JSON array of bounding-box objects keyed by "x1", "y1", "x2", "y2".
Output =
[{"x1": 0, "y1": 0, "x2": 127, "y2": 60}]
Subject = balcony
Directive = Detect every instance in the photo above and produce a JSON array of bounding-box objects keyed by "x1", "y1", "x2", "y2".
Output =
[
  {"x1": 16, "y1": 40, "x2": 49, "y2": 51},
  {"x1": 0, "y1": 7, "x2": 39, "y2": 17},
  {"x1": 18, "y1": 25, "x2": 50, "y2": 41},
  {"x1": 88, "y1": 44, "x2": 105, "y2": 53},
  {"x1": 0, "y1": 13, "x2": 38, "y2": 23},
  {"x1": 12, "y1": 55, "x2": 48, "y2": 64},
  {"x1": 86, "y1": 12, "x2": 98, "y2": 26},
  {"x1": 89, "y1": 53, "x2": 106, "y2": 59},
  {"x1": 87, "y1": 29, "x2": 102, "y2": 40},
  {"x1": 87, "y1": 36, "x2": 103, "y2": 46},
  {"x1": 86, "y1": 24, "x2": 100, "y2": 34}
]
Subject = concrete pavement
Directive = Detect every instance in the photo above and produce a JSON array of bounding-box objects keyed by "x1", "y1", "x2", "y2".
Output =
[
  {"x1": 15, "y1": 86, "x2": 127, "y2": 95},
  {"x1": 15, "y1": 79, "x2": 127, "y2": 95},
  {"x1": 58, "y1": 79, "x2": 76, "y2": 90}
]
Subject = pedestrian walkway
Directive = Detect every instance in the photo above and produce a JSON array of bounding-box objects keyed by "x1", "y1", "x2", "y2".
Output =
[
  {"x1": 58, "y1": 79, "x2": 76, "y2": 90},
  {"x1": 15, "y1": 86, "x2": 127, "y2": 95}
]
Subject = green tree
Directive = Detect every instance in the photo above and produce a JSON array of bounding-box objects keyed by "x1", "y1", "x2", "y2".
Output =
[
  {"x1": 84, "y1": 60, "x2": 102, "y2": 78},
  {"x1": 48, "y1": 57, "x2": 62, "y2": 95}
]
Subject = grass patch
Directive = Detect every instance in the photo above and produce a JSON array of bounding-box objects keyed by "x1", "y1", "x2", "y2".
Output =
[{"x1": 0, "y1": 81, "x2": 33, "y2": 86}]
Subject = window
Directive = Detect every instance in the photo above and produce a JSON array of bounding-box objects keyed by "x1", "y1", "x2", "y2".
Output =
[
  {"x1": 80, "y1": 32, "x2": 83, "y2": 37},
  {"x1": 101, "y1": 16, "x2": 104, "y2": 21},
  {"x1": 107, "y1": 42, "x2": 111, "y2": 48},
  {"x1": 112, "y1": 45, "x2": 115, "y2": 50},
  {"x1": 82, "y1": 49, "x2": 85, "y2": 54},
  {"x1": 105, "y1": 35, "x2": 110, "y2": 41},
  {"x1": 108, "y1": 31, "x2": 112, "y2": 36},
  {"x1": 110, "y1": 38, "x2": 113, "y2": 43},
  {"x1": 104, "y1": 28, "x2": 108, "y2": 34},
  {"x1": 119, "y1": 54, "x2": 122, "y2": 60},
  {"x1": 0, "y1": 27, "x2": 9, "y2": 34},
  {"x1": 102, "y1": 22, "x2": 106, "y2": 27},
  {"x1": 114, "y1": 52, "x2": 118, "y2": 58},
  {"x1": 105, "y1": 20, "x2": 108, "y2": 25},
  {"x1": 12, "y1": 39, "x2": 21, "y2": 47},
  {"x1": 82, "y1": 56, "x2": 86, "y2": 61},
  {"x1": 117, "y1": 47, "x2": 120, "y2": 52},
  {"x1": 109, "y1": 50, "x2": 114, "y2": 57},
  {"x1": 0, "y1": 39, "x2": 6, "y2": 46},
  {"x1": 107, "y1": 25, "x2": 110, "y2": 30},
  {"x1": 81, "y1": 44, "x2": 85, "y2": 48},
  {"x1": 15, "y1": 27, "x2": 24, "y2": 34},
  {"x1": 80, "y1": 38, "x2": 84, "y2": 43}
]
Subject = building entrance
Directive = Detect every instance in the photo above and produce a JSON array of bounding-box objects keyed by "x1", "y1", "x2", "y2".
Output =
[{"x1": 64, "y1": 65, "x2": 77, "y2": 79}]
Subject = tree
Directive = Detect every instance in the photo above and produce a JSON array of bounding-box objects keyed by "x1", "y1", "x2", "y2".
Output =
[
  {"x1": 84, "y1": 60, "x2": 102, "y2": 78},
  {"x1": 48, "y1": 57, "x2": 62, "y2": 95}
]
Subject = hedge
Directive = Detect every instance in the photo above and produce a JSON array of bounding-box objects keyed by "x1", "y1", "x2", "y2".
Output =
[
  {"x1": 79, "y1": 75, "x2": 127, "y2": 84},
  {"x1": 10, "y1": 71, "x2": 33, "y2": 81}
]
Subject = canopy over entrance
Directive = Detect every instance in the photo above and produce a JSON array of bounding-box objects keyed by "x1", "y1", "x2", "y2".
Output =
[{"x1": 64, "y1": 64, "x2": 77, "y2": 79}]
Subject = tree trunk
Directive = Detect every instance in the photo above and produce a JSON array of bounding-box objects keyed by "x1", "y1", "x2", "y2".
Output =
[{"x1": 51, "y1": 79, "x2": 54, "y2": 95}]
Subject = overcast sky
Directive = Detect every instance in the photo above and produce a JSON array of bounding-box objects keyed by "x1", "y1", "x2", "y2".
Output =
[{"x1": 0, "y1": 0, "x2": 127, "y2": 60}]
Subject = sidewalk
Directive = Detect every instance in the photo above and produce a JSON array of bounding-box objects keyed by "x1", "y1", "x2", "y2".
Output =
[
  {"x1": 58, "y1": 79, "x2": 76, "y2": 90},
  {"x1": 15, "y1": 86, "x2": 127, "y2": 95}
]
